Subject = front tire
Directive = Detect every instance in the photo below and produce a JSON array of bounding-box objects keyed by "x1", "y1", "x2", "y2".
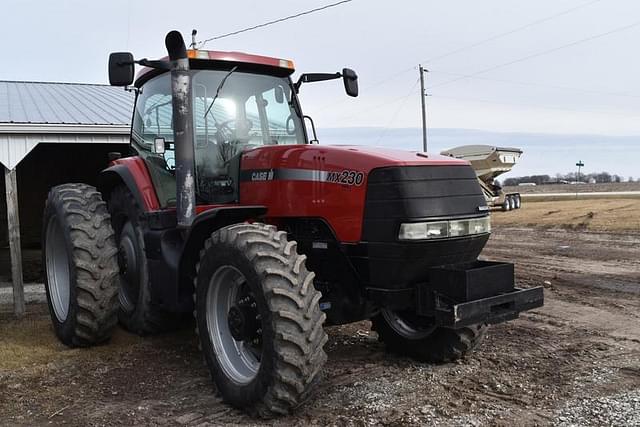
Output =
[
  {"x1": 372, "y1": 310, "x2": 487, "y2": 362},
  {"x1": 42, "y1": 184, "x2": 119, "y2": 347},
  {"x1": 195, "y1": 223, "x2": 327, "y2": 417}
]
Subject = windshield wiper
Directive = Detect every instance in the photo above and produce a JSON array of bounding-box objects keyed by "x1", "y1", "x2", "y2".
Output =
[{"x1": 203, "y1": 66, "x2": 238, "y2": 118}]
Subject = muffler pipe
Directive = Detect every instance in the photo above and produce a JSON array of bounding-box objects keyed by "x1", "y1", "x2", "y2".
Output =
[{"x1": 165, "y1": 30, "x2": 196, "y2": 228}]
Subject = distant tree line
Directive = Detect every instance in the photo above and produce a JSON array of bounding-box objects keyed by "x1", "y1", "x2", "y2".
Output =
[{"x1": 502, "y1": 172, "x2": 632, "y2": 186}]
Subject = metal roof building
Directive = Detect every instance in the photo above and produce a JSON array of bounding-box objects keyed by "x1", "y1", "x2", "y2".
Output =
[
  {"x1": 0, "y1": 81, "x2": 134, "y2": 169},
  {"x1": 1, "y1": 81, "x2": 134, "y2": 315}
]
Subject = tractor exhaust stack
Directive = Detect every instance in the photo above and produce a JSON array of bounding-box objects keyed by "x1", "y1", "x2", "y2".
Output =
[{"x1": 165, "y1": 30, "x2": 196, "y2": 227}]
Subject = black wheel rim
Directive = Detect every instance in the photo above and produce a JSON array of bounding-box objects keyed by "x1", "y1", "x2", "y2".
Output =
[
  {"x1": 117, "y1": 221, "x2": 141, "y2": 312},
  {"x1": 381, "y1": 309, "x2": 437, "y2": 340}
]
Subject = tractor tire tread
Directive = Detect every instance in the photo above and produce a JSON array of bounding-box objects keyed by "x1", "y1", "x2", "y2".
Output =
[
  {"x1": 195, "y1": 222, "x2": 327, "y2": 418},
  {"x1": 44, "y1": 183, "x2": 119, "y2": 347},
  {"x1": 371, "y1": 316, "x2": 487, "y2": 363}
]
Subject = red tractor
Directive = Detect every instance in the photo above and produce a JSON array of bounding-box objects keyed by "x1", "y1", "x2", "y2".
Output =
[{"x1": 42, "y1": 31, "x2": 543, "y2": 416}]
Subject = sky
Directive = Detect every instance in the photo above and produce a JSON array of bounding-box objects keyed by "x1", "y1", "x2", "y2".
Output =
[{"x1": 1, "y1": 0, "x2": 639, "y2": 177}]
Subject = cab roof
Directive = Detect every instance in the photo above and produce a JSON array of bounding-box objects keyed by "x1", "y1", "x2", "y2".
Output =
[{"x1": 135, "y1": 49, "x2": 296, "y2": 87}]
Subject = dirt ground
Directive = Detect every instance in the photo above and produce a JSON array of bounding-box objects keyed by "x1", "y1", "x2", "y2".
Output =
[{"x1": 1, "y1": 202, "x2": 639, "y2": 426}]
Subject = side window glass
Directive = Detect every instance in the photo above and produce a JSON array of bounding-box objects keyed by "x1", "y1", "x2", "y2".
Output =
[
  {"x1": 131, "y1": 74, "x2": 177, "y2": 207},
  {"x1": 140, "y1": 94, "x2": 175, "y2": 171},
  {"x1": 244, "y1": 87, "x2": 301, "y2": 146},
  {"x1": 262, "y1": 87, "x2": 297, "y2": 144}
]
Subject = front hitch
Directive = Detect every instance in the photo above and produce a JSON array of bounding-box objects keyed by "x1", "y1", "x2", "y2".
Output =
[{"x1": 367, "y1": 260, "x2": 544, "y2": 328}]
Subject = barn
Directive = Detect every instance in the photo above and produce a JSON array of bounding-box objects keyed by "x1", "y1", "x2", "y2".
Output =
[{"x1": 0, "y1": 80, "x2": 134, "y2": 315}]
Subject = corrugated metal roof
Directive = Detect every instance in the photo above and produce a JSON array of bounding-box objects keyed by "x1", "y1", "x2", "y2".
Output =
[{"x1": 0, "y1": 81, "x2": 134, "y2": 125}]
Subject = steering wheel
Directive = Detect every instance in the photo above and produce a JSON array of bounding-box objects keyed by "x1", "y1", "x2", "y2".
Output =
[{"x1": 215, "y1": 119, "x2": 253, "y2": 143}]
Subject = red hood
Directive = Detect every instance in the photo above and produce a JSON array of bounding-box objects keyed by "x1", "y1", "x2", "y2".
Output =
[
  {"x1": 241, "y1": 144, "x2": 468, "y2": 172},
  {"x1": 239, "y1": 144, "x2": 476, "y2": 243}
]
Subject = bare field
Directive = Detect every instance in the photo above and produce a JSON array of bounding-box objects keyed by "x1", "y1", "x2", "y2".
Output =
[
  {"x1": 504, "y1": 182, "x2": 640, "y2": 194},
  {"x1": 492, "y1": 198, "x2": 640, "y2": 232},
  {"x1": 1, "y1": 216, "x2": 640, "y2": 425}
]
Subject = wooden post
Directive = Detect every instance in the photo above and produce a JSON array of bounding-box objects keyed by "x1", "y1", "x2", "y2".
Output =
[{"x1": 4, "y1": 167, "x2": 25, "y2": 317}]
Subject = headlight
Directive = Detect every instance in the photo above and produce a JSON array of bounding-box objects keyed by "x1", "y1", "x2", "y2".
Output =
[
  {"x1": 398, "y1": 221, "x2": 448, "y2": 240},
  {"x1": 398, "y1": 216, "x2": 490, "y2": 241},
  {"x1": 468, "y1": 217, "x2": 491, "y2": 234}
]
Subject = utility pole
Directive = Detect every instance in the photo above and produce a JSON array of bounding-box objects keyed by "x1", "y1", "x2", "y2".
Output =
[
  {"x1": 575, "y1": 160, "x2": 584, "y2": 199},
  {"x1": 576, "y1": 160, "x2": 584, "y2": 183},
  {"x1": 419, "y1": 65, "x2": 428, "y2": 152}
]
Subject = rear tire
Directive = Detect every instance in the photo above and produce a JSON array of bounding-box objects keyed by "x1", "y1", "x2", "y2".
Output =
[
  {"x1": 514, "y1": 194, "x2": 522, "y2": 209},
  {"x1": 371, "y1": 310, "x2": 487, "y2": 362},
  {"x1": 108, "y1": 185, "x2": 174, "y2": 335},
  {"x1": 42, "y1": 184, "x2": 119, "y2": 347},
  {"x1": 195, "y1": 223, "x2": 327, "y2": 417}
]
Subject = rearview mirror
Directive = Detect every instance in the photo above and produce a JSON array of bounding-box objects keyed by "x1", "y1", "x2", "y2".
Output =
[
  {"x1": 274, "y1": 85, "x2": 284, "y2": 104},
  {"x1": 109, "y1": 52, "x2": 134, "y2": 86},
  {"x1": 342, "y1": 68, "x2": 358, "y2": 97}
]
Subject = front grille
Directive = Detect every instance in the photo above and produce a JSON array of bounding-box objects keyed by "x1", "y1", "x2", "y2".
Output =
[{"x1": 362, "y1": 165, "x2": 487, "y2": 242}]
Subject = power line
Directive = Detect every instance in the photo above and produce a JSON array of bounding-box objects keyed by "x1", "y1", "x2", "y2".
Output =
[
  {"x1": 420, "y1": 0, "x2": 603, "y2": 65},
  {"x1": 431, "y1": 94, "x2": 640, "y2": 117},
  {"x1": 315, "y1": 0, "x2": 603, "y2": 110},
  {"x1": 428, "y1": 20, "x2": 640, "y2": 90},
  {"x1": 430, "y1": 70, "x2": 640, "y2": 100},
  {"x1": 198, "y1": 0, "x2": 354, "y2": 47},
  {"x1": 314, "y1": 67, "x2": 416, "y2": 112},
  {"x1": 373, "y1": 78, "x2": 420, "y2": 144},
  {"x1": 328, "y1": 81, "x2": 423, "y2": 123}
]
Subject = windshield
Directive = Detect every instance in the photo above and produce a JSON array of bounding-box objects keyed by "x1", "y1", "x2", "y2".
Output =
[
  {"x1": 131, "y1": 70, "x2": 306, "y2": 206},
  {"x1": 193, "y1": 69, "x2": 305, "y2": 148}
]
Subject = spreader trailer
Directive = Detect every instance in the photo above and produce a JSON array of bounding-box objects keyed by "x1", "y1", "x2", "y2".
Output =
[
  {"x1": 441, "y1": 145, "x2": 524, "y2": 211},
  {"x1": 42, "y1": 31, "x2": 543, "y2": 416}
]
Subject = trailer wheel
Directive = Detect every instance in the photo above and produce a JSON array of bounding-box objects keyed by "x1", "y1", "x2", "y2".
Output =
[
  {"x1": 108, "y1": 185, "x2": 174, "y2": 335},
  {"x1": 42, "y1": 184, "x2": 119, "y2": 347},
  {"x1": 371, "y1": 310, "x2": 487, "y2": 362},
  {"x1": 514, "y1": 194, "x2": 522, "y2": 209},
  {"x1": 195, "y1": 223, "x2": 327, "y2": 417},
  {"x1": 502, "y1": 197, "x2": 510, "y2": 211}
]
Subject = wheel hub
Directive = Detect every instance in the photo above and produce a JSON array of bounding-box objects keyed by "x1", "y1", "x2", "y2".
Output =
[
  {"x1": 227, "y1": 305, "x2": 259, "y2": 341},
  {"x1": 228, "y1": 294, "x2": 261, "y2": 341}
]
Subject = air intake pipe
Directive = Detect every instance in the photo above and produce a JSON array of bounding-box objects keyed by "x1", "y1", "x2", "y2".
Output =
[{"x1": 165, "y1": 30, "x2": 196, "y2": 228}]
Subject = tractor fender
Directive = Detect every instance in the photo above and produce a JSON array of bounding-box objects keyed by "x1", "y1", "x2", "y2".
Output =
[
  {"x1": 97, "y1": 160, "x2": 161, "y2": 211},
  {"x1": 178, "y1": 206, "x2": 268, "y2": 293}
]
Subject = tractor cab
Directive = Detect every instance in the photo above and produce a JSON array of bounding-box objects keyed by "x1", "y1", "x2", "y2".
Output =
[
  {"x1": 131, "y1": 52, "x2": 306, "y2": 207},
  {"x1": 112, "y1": 47, "x2": 357, "y2": 211}
]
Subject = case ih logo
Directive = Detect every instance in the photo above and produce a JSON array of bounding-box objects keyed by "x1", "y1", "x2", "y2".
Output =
[{"x1": 251, "y1": 169, "x2": 275, "y2": 181}]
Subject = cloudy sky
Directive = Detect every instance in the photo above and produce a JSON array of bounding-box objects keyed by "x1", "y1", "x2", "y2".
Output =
[{"x1": 2, "y1": 0, "x2": 639, "y2": 176}]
